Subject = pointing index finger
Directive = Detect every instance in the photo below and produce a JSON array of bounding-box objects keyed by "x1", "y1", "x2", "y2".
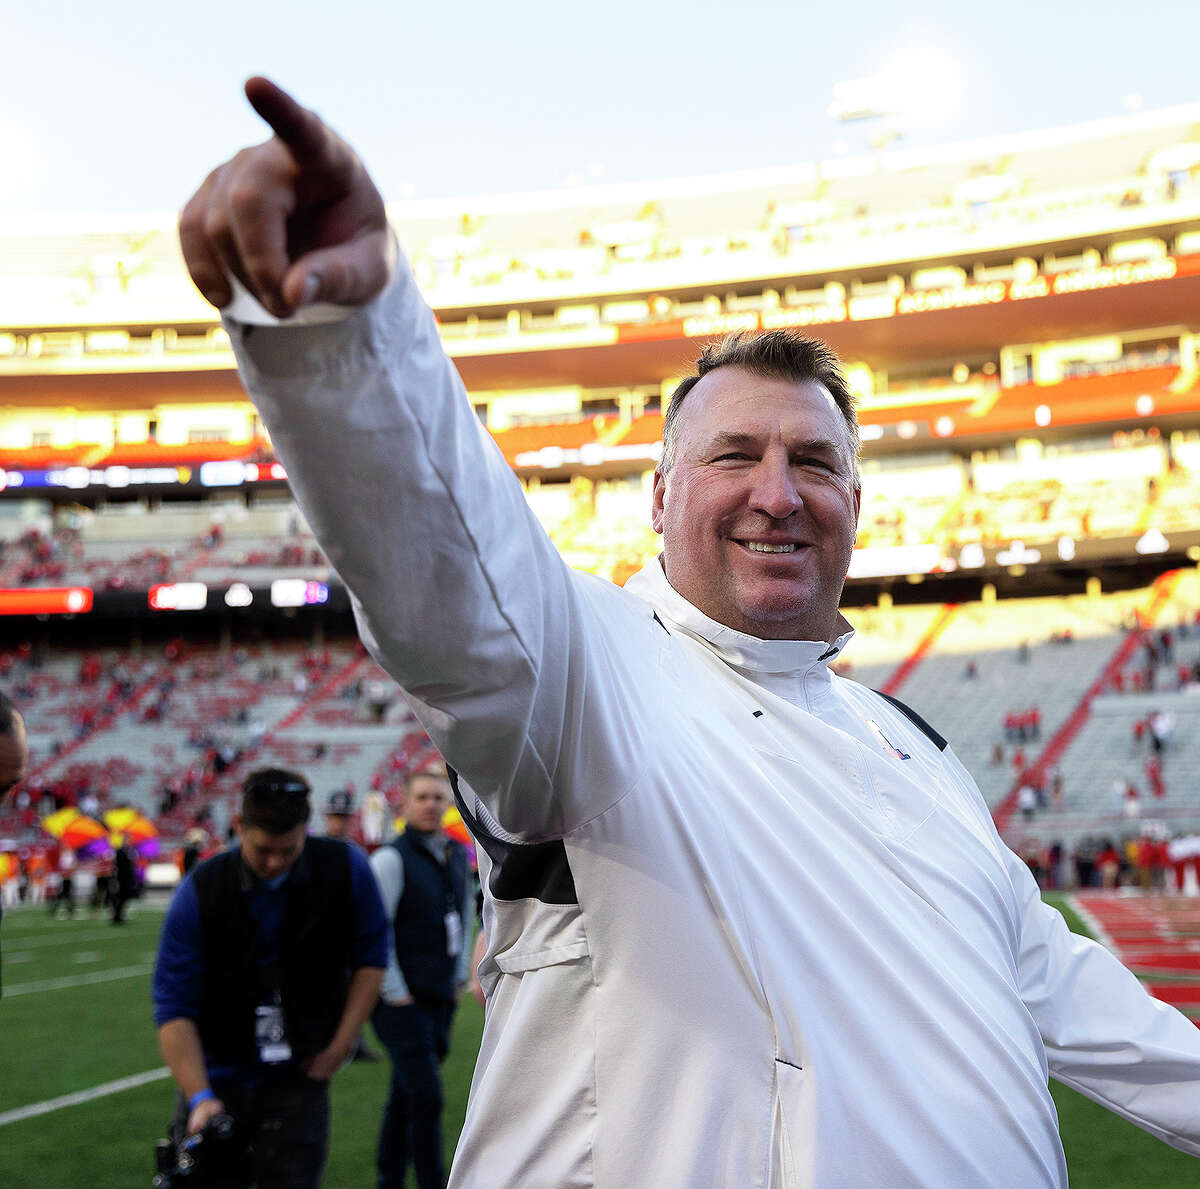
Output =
[{"x1": 244, "y1": 76, "x2": 330, "y2": 165}]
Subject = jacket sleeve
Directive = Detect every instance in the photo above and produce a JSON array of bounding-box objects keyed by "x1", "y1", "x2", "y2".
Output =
[
  {"x1": 1005, "y1": 846, "x2": 1200, "y2": 1155},
  {"x1": 369, "y1": 846, "x2": 410, "y2": 1003},
  {"x1": 152, "y1": 878, "x2": 203, "y2": 1026},
  {"x1": 225, "y1": 255, "x2": 658, "y2": 840}
]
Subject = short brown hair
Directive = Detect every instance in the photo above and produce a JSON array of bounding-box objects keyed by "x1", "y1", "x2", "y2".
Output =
[
  {"x1": 404, "y1": 767, "x2": 450, "y2": 794},
  {"x1": 660, "y1": 330, "x2": 859, "y2": 477}
]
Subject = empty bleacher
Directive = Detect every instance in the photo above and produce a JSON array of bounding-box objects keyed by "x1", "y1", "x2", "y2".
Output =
[{"x1": 1, "y1": 638, "x2": 435, "y2": 846}]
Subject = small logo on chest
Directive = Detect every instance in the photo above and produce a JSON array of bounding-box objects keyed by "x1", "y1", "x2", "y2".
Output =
[{"x1": 866, "y1": 720, "x2": 911, "y2": 761}]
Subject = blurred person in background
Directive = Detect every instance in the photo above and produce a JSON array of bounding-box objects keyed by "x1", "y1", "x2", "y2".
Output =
[
  {"x1": 322, "y1": 789, "x2": 358, "y2": 843},
  {"x1": 48, "y1": 845, "x2": 76, "y2": 918},
  {"x1": 0, "y1": 690, "x2": 30, "y2": 999},
  {"x1": 0, "y1": 692, "x2": 28, "y2": 802},
  {"x1": 179, "y1": 80, "x2": 1200, "y2": 1189},
  {"x1": 181, "y1": 827, "x2": 210, "y2": 877},
  {"x1": 362, "y1": 789, "x2": 386, "y2": 847},
  {"x1": 321, "y1": 788, "x2": 380, "y2": 1064},
  {"x1": 110, "y1": 834, "x2": 139, "y2": 925},
  {"x1": 153, "y1": 767, "x2": 387, "y2": 1187},
  {"x1": 369, "y1": 769, "x2": 471, "y2": 1189}
]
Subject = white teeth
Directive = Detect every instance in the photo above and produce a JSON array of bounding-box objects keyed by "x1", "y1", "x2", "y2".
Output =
[{"x1": 745, "y1": 541, "x2": 796, "y2": 553}]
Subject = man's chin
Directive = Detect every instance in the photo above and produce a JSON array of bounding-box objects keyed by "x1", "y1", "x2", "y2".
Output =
[{"x1": 729, "y1": 590, "x2": 829, "y2": 641}]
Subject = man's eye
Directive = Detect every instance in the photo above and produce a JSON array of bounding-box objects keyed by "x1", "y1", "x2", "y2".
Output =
[{"x1": 713, "y1": 452, "x2": 751, "y2": 462}]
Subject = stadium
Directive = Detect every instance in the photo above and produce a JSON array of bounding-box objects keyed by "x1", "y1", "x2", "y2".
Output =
[{"x1": 3, "y1": 99, "x2": 1200, "y2": 1185}]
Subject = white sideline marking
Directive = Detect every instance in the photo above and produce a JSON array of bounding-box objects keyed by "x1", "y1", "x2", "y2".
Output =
[
  {"x1": 0, "y1": 929, "x2": 136, "y2": 950},
  {"x1": 3, "y1": 963, "x2": 154, "y2": 996},
  {"x1": 71, "y1": 951, "x2": 102, "y2": 964},
  {"x1": 1067, "y1": 894, "x2": 1117, "y2": 952},
  {"x1": 0, "y1": 1068, "x2": 170, "y2": 1127}
]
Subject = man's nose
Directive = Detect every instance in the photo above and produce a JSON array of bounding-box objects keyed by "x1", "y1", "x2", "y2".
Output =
[{"x1": 748, "y1": 454, "x2": 801, "y2": 519}]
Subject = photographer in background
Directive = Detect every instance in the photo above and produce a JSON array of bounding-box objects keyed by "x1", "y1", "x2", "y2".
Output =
[{"x1": 153, "y1": 768, "x2": 387, "y2": 1187}]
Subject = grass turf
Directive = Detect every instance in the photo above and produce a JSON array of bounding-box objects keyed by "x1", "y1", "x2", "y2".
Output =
[{"x1": 0, "y1": 896, "x2": 1196, "y2": 1186}]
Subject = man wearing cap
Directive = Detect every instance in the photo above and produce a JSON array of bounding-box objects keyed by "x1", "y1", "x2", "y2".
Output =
[
  {"x1": 154, "y1": 767, "x2": 387, "y2": 1186},
  {"x1": 322, "y1": 789, "x2": 358, "y2": 843},
  {"x1": 369, "y1": 769, "x2": 471, "y2": 1189}
]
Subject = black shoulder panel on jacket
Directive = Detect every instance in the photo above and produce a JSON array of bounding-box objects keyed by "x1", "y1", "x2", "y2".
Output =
[
  {"x1": 873, "y1": 690, "x2": 948, "y2": 752},
  {"x1": 447, "y1": 769, "x2": 578, "y2": 906}
]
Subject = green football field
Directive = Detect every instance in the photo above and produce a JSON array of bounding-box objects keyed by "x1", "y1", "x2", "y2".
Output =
[{"x1": 0, "y1": 895, "x2": 1196, "y2": 1188}]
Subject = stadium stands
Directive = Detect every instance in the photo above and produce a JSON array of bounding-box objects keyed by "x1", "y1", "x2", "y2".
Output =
[
  {"x1": 0, "y1": 639, "x2": 434, "y2": 845},
  {"x1": 4, "y1": 570, "x2": 1198, "y2": 883},
  {"x1": 2, "y1": 99, "x2": 1200, "y2": 896}
]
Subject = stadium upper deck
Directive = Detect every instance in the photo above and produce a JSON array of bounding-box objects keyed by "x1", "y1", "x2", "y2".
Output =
[
  {"x1": 1, "y1": 101, "x2": 1197, "y2": 378},
  {"x1": 2, "y1": 102, "x2": 1199, "y2": 601}
]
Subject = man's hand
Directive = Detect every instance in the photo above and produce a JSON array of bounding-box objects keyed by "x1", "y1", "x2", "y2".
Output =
[
  {"x1": 179, "y1": 76, "x2": 393, "y2": 318},
  {"x1": 186, "y1": 1094, "x2": 226, "y2": 1136},
  {"x1": 302, "y1": 1039, "x2": 351, "y2": 1082}
]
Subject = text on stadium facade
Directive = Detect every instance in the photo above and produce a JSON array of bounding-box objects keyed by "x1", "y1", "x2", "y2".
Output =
[{"x1": 613, "y1": 253, "x2": 1192, "y2": 343}]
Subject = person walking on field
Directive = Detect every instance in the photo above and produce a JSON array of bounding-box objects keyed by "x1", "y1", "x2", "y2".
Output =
[
  {"x1": 369, "y1": 769, "x2": 471, "y2": 1189},
  {"x1": 153, "y1": 768, "x2": 387, "y2": 1187},
  {"x1": 110, "y1": 836, "x2": 139, "y2": 924}
]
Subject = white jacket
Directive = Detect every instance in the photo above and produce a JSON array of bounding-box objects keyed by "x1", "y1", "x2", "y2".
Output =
[{"x1": 228, "y1": 257, "x2": 1200, "y2": 1188}]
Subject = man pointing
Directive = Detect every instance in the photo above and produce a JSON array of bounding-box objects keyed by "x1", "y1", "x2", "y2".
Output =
[{"x1": 180, "y1": 79, "x2": 1200, "y2": 1188}]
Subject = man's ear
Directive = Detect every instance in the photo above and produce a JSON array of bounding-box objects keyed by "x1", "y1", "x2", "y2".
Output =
[
  {"x1": 231, "y1": 813, "x2": 244, "y2": 837},
  {"x1": 651, "y1": 470, "x2": 667, "y2": 535}
]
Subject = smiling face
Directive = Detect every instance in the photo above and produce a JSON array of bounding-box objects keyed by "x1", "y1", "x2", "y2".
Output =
[{"x1": 651, "y1": 366, "x2": 861, "y2": 642}]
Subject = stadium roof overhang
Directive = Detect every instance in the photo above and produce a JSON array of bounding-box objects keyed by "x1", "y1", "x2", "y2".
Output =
[{"x1": 449, "y1": 268, "x2": 1200, "y2": 389}]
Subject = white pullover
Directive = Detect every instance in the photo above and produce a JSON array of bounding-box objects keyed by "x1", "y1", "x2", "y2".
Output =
[{"x1": 228, "y1": 256, "x2": 1200, "y2": 1188}]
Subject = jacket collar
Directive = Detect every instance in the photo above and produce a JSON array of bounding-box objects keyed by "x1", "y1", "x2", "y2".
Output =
[{"x1": 624, "y1": 557, "x2": 853, "y2": 679}]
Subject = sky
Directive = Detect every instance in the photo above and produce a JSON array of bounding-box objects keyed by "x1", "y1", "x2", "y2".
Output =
[{"x1": 4, "y1": 0, "x2": 1198, "y2": 220}]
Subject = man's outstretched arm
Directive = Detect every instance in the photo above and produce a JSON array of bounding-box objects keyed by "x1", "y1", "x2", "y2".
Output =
[
  {"x1": 1009, "y1": 849, "x2": 1200, "y2": 1156},
  {"x1": 179, "y1": 82, "x2": 660, "y2": 840}
]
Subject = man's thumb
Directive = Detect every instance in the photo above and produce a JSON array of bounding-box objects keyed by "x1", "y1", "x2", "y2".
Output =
[{"x1": 282, "y1": 231, "x2": 393, "y2": 310}]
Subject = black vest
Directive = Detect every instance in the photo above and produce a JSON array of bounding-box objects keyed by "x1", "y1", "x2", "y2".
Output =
[
  {"x1": 191, "y1": 837, "x2": 354, "y2": 1066},
  {"x1": 390, "y1": 830, "x2": 468, "y2": 1003}
]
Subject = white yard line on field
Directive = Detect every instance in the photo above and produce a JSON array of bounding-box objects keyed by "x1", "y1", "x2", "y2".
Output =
[
  {"x1": 0, "y1": 1068, "x2": 170, "y2": 1127},
  {"x1": 2, "y1": 962, "x2": 154, "y2": 996},
  {"x1": 0, "y1": 929, "x2": 143, "y2": 950}
]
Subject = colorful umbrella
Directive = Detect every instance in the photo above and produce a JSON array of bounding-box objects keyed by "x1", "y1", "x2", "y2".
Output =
[
  {"x1": 104, "y1": 808, "x2": 160, "y2": 856},
  {"x1": 442, "y1": 807, "x2": 476, "y2": 868},
  {"x1": 103, "y1": 807, "x2": 158, "y2": 843},
  {"x1": 441, "y1": 806, "x2": 470, "y2": 846},
  {"x1": 42, "y1": 808, "x2": 108, "y2": 851}
]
